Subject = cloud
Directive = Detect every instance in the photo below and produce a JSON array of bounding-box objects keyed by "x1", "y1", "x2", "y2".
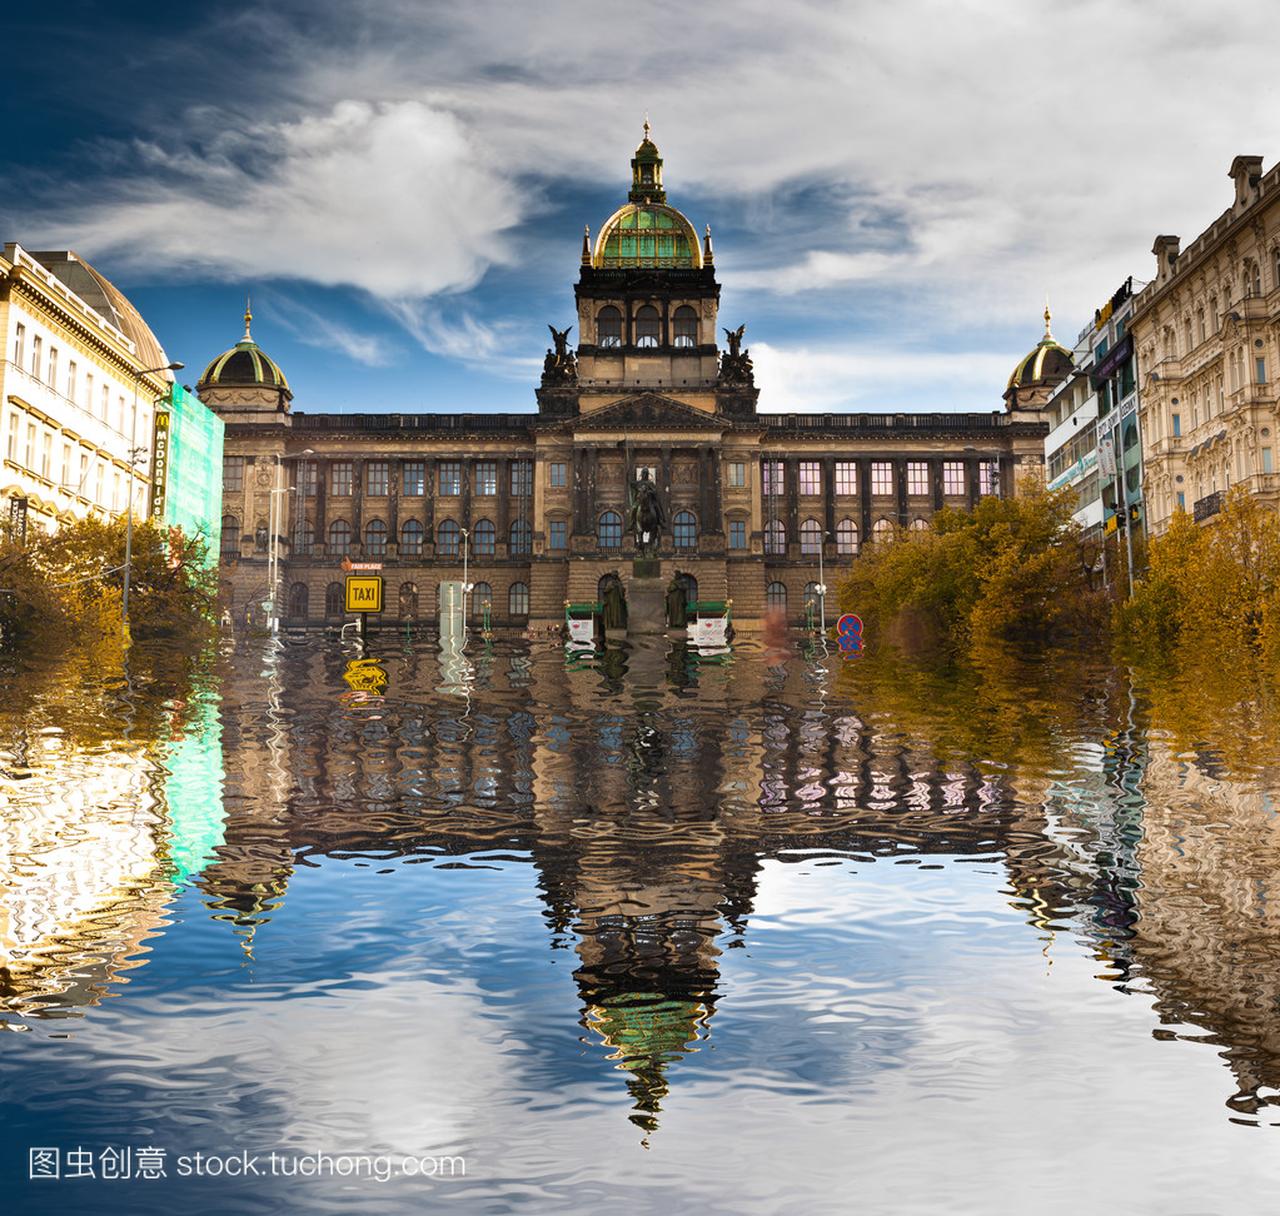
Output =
[
  {"x1": 261, "y1": 293, "x2": 396, "y2": 367},
  {"x1": 383, "y1": 301, "x2": 542, "y2": 380},
  {"x1": 751, "y1": 342, "x2": 1012, "y2": 413},
  {"x1": 28, "y1": 99, "x2": 522, "y2": 300}
]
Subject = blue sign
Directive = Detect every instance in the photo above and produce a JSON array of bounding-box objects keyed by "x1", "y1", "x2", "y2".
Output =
[{"x1": 836, "y1": 613, "x2": 864, "y2": 656}]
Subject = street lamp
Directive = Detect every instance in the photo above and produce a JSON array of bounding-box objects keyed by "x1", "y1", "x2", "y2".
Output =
[{"x1": 123, "y1": 360, "x2": 183, "y2": 637}]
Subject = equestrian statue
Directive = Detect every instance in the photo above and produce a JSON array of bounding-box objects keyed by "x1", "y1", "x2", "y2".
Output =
[{"x1": 627, "y1": 468, "x2": 666, "y2": 558}]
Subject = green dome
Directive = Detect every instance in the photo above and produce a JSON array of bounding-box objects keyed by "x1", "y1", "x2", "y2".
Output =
[
  {"x1": 198, "y1": 305, "x2": 291, "y2": 397},
  {"x1": 593, "y1": 202, "x2": 701, "y2": 269}
]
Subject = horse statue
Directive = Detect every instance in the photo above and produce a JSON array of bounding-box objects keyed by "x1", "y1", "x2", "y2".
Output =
[{"x1": 627, "y1": 468, "x2": 666, "y2": 557}]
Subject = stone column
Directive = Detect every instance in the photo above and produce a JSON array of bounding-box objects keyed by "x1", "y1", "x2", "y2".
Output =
[
  {"x1": 858, "y1": 456, "x2": 872, "y2": 540},
  {"x1": 422, "y1": 457, "x2": 436, "y2": 555},
  {"x1": 822, "y1": 456, "x2": 836, "y2": 541},
  {"x1": 896, "y1": 457, "x2": 908, "y2": 526},
  {"x1": 785, "y1": 457, "x2": 800, "y2": 558},
  {"x1": 313, "y1": 459, "x2": 328, "y2": 554},
  {"x1": 966, "y1": 456, "x2": 980, "y2": 508},
  {"x1": 930, "y1": 457, "x2": 944, "y2": 513}
]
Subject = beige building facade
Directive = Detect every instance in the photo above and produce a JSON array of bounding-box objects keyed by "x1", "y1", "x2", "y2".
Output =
[
  {"x1": 1132, "y1": 155, "x2": 1280, "y2": 534},
  {"x1": 205, "y1": 134, "x2": 1051, "y2": 630}
]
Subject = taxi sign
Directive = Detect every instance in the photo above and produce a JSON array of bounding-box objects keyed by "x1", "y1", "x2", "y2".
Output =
[{"x1": 345, "y1": 575, "x2": 384, "y2": 614}]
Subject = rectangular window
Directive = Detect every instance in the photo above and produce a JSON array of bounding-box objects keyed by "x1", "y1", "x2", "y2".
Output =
[
  {"x1": 1176, "y1": 491, "x2": 1186, "y2": 510},
  {"x1": 835, "y1": 461, "x2": 857, "y2": 495},
  {"x1": 871, "y1": 461, "x2": 893, "y2": 495},
  {"x1": 67, "y1": 360, "x2": 77, "y2": 401},
  {"x1": 943, "y1": 461, "x2": 966, "y2": 495},
  {"x1": 549, "y1": 461, "x2": 567, "y2": 488},
  {"x1": 330, "y1": 461, "x2": 354, "y2": 496},
  {"x1": 511, "y1": 459, "x2": 533, "y2": 496},
  {"x1": 798, "y1": 460, "x2": 821, "y2": 495},
  {"x1": 223, "y1": 456, "x2": 244, "y2": 491},
  {"x1": 61, "y1": 441, "x2": 72, "y2": 487},
  {"x1": 403, "y1": 461, "x2": 425, "y2": 496},
  {"x1": 1264, "y1": 448, "x2": 1275, "y2": 474},
  {"x1": 728, "y1": 461, "x2": 746, "y2": 488},
  {"x1": 548, "y1": 519, "x2": 567, "y2": 550},
  {"x1": 40, "y1": 431, "x2": 52, "y2": 479},
  {"x1": 116, "y1": 396, "x2": 125, "y2": 433},
  {"x1": 1171, "y1": 413, "x2": 1181, "y2": 437},
  {"x1": 6, "y1": 411, "x2": 18, "y2": 460},
  {"x1": 31, "y1": 335, "x2": 41, "y2": 377},
  {"x1": 762, "y1": 460, "x2": 784, "y2": 496},
  {"x1": 729, "y1": 519, "x2": 747, "y2": 549},
  {"x1": 1257, "y1": 357, "x2": 1267, "y2": 384},
  {"x1": 47, "y1": 347, "x2": 58, "y2": 387},
  {"x1": 438, "y1": 461, "x2": 461, "y2": 496},
  {"x1": 25, "y1": 422, "x2": 36, "y2": 468},
  {"x1": 979, "y1": 461, "x2": 999, "y2": 496},
  {"x1": 101, "y1": 384, "x2": 109, "y2": 420},
  {"x1": 365, "y1": 461, "x2": 388, "y2": 496},
  {"x1": 475, "y1": 461, "x2": 497, "y2": 495},
  {"x1": 13, "y1": 323, "x2": 24, "y2": 367},
  {"x1": 85, "y1": 371, "x2": 93, "y2": 412},
  {"x1": 906, "y1": 462, "x2": 929, "y2": 496}
]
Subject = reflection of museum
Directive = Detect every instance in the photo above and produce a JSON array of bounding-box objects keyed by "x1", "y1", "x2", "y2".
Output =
[{"x1": 206, "y1": 130, "x2": 1050, "y2": 626}]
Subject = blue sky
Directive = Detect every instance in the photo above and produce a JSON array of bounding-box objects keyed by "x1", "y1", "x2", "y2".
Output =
[{"x1": 4, "y1": 2, "x2": 1277, "y2": 414}]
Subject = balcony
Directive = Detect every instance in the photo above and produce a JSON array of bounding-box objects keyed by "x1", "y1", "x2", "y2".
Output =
[{"x1": 1193, "y1": 490, "x2": 1224, "y2": 522}]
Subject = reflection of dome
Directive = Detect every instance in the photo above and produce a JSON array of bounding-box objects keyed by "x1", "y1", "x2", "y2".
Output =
[
  {"x1": 198, "y1": 304, "x2": 291, "y2": 398},
  {"x1": 586, "y1": 990, "x2": 708, "y2": 1137},
  {"x1": 1007, "y1": 306, "x2": 1073, "y2": 392},
  {"x1": 591, "y1": 123, "x2": 702, "y2": 270}
]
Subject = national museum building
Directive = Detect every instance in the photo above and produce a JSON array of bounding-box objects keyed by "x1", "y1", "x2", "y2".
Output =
[{"x1": 204, "y1": 131, "x2": 1052, "y2": 627}]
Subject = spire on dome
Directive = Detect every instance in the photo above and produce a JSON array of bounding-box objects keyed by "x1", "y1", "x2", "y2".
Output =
[
  {"x1": 629, "y1": 119, "x2": 665, "y2": 204},
  {"x1": 243, "y1": 295, "x2": 254, "y2": 342},
  {"x1": 1043, "y1": 299, "x2": 1052, "y2": 341}
]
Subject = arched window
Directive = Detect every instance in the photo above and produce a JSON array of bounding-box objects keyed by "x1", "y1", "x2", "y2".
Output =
[
  {"x1": 473, "y1": 518, "x2": 496, "y2": 556},
  {"x1": 220, "y1": 516, "x2": 239, "y2": 557},
  {"x1": 673, "y1": 305, "x2": 698, "y2": 348},
  {"x1": 635, "y1": 304, "x2": 660, "y2": 348},
  {"x1": 398, "y1": 581, "x2": 418, "y2": 618},
  {"x1": 288, "y1": 582, "x2": 309, "y2": 619},
  {"x1": 1246, "y1": 259, "x2": 1262, "y2": 298},
  {"x1": 799, "y1": 518, "x2": 822, "y2": 556},
  {"x1": 673, "y1": 509, "x2": 697, "y2": 549},
  {"x1": 400, "y1": 518, "x2": 423, "y2": 556},
  {"x1": 508, "y1": 581, "x2": 529, "y2": 618},
  {"x1": 836, "y1": 518, "x2": 859, "y2": 555},
  {"x1": 509, "y1": 518, "x2": 532, "y2": 556},
  {"x1": 766, "y1": 581, "x2": 788, "y2": 611},
  {"x1": 872, "y1": 518, "x2": 894, "y2": 543},
  {"x1": 597, "y1": 305, "x2": 622, "y2": 348},
  {"x1": 675, "y1": 572, "x2": 698, "y2": 605},
  {"x1": 470, "y1": 581, "x2": 492, "y2": 619},
  {"x1": 910, "y1": 516, "x2": 929, "y2": 531},
  {"x1": 764, "y1": 518, "x2": 786, "y2": 555},
  {"x1": 598, "y1": 510, "x2": 622, "y2": 549},
  {"x1": 364, "y1": 518, "x2": 387, "y2": 555},
  {"x1": 328, "y1": 519, "x2": 351, "y2": 555},
  {"x1": 325, "y1": 582, "x2": 344, "y2": 616},
  {"x1": 437, "y1": 518, "x2": 460, "y2": 558}
]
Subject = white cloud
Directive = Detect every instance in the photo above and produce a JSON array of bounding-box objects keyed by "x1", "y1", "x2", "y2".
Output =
[
  {"x1": 382, "y1": 301, "x2": 542, "y2": 379},
  {"x1": 751, "y1": 342, "x2": 1013, "y2": 413},
  {"x1": 262, "y1": 293, "x2": 396, "y2": 367},
  {"x1": 32, "y1": 100, "x2": 521, "y2": 299}
]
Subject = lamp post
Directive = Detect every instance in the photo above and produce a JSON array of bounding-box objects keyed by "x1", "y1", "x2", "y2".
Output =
[
  {"x1": 123, "y1": 361, "x2": 183, "y2": 637},
  {"x1": 817, "y1": 529, "x2": 827, "y2": 634}
]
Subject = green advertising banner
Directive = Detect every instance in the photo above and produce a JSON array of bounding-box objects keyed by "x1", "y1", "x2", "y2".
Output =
[{"x1": 151, "y1": 384, "x2": 225, "y2": 566}]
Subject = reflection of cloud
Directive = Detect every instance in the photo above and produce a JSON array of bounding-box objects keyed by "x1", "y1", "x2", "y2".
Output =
[{"x1": 752, "y1": 341, "x2": 1011, "y2": 412}]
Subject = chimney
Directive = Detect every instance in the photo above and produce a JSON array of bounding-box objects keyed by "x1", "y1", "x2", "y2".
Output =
[
  {"x1": 1229, "y1": 155, "x2": 1264, "y2": 211},
  {"x1": 1152, "y1": 234, "x2": 1181, "y2": 286}
]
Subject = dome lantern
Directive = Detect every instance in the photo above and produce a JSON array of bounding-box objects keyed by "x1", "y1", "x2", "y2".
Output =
[{"x1": 629, "y1": 119, "x2": 666, "y2": 204}]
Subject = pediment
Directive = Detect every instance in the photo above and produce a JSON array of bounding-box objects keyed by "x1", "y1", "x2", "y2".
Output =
[{"x1": 573, "y1": 392, "x2": 722, "y2": 432}]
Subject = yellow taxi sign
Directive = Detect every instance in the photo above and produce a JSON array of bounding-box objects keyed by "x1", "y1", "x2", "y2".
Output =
[{"x1": 345, "y1": 575, "x2": 384, "y2": 614}]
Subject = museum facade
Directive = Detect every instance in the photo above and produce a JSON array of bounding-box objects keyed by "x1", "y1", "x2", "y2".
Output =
[{"x1": 205, "y1": 131, "x2": 1052, "y2": 628}]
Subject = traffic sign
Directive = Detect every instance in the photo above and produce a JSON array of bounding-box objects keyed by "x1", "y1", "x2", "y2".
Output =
[
  {"x1": 345, "y1": 575, "x2": 384, "y2": 614},
  {"x1": 835, "y1": 613, "x2": 864, "y2": 655}
]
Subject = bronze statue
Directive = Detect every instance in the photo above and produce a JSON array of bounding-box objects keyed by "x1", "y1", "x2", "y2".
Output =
[
  {"x1": 542, "y1": 324, "x2": 577, "y2": 385},
  {"x1": 627, "y1": 468, "x2": 666, "y2": 557},
  {"x1": 723, "y1": 323, "x2": 746, "y2": 358},
  {"x1": 719, "y1": 323, "x2": 753, "y2": 386},
  {"x1": 548, "y1": 324, "x2": 572, "y2": 358}
]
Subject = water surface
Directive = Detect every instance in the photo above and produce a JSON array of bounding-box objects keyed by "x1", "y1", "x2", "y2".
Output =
[{"x1": 2, "y1": 634, "x2": 1279, "y2": 1214}]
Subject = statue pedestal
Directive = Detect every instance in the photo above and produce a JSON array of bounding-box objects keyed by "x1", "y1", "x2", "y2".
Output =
[{"x1": 628, "y1": 562, "x2": 666, "y2": 636}]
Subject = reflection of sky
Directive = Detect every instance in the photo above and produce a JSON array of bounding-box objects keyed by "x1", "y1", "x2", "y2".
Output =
[{"x1": 7, "y1": 846, "x2": 1280, "y2": 1214}]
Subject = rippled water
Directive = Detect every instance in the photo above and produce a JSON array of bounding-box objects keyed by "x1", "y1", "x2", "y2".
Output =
[{"x1": 3, "y1": 633, "x2": 1280, "y2": 1214}]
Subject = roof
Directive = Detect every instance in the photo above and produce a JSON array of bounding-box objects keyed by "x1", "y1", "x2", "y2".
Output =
[
  {"x1": 198, "y1": 305, "x2": 291, "y2": 397},
  {"x1": 29, "y1": 249, "x2": 172, "y2": 375}
]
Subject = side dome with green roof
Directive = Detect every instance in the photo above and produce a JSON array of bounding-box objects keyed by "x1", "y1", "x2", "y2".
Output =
[
  {"x1": 198, "y1": 304, "x2": 291, "y2": 398},
  {"x1": 1004, "y1": 305, "x2": 1073, "y2": 409}
]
